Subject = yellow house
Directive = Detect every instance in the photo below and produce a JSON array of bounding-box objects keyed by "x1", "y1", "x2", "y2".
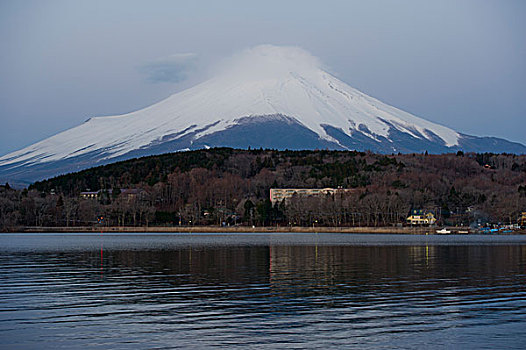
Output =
[
  {"x1": 519, "y1": 212, "x2": 526, "y2": 227},
  {"x1": 407, "y1": 209, "x2": 436, "y2": 225}
]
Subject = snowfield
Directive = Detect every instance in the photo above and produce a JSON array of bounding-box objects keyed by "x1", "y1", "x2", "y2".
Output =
[
  {"x1": 2, "y1": 45, "x2": 525, "y2": 184},
  {"x1": 0, "y1": 45, "x2": 460, "y2": 167}
]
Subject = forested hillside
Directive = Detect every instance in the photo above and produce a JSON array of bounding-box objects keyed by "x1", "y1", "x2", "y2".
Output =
[{"x1": 1, "y1": 148, "x2": 525, "y2": 230}]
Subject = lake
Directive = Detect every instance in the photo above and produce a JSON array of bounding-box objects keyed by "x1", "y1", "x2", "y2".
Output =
[{"x1": 1, "y1": 233, "x2": 525, "y2": 349}]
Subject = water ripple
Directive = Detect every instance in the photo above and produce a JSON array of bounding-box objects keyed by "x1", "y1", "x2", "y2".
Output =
[{"x1": 0, "y1": 234, "x2": 525, "y2": 349}]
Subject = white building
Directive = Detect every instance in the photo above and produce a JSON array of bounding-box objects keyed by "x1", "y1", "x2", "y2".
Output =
[{"x1": 270, "y1": 188, "x2": 356, "y2": 204}]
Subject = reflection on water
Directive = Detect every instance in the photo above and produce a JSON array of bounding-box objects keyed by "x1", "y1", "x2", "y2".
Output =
[{"x1": 0, "y1": 234, "x2": 525, "y2": 349}]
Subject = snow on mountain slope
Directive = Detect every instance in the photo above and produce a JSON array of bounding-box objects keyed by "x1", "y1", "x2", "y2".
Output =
[
  {"x1": 0, "y1": 45, "x2": 459, "y2": 167},
  {"x1": 1, "y1": 45, "x2": 524, "y2": 183}
]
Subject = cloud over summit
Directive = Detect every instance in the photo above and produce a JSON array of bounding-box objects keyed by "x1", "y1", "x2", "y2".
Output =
[{"x1": 140, "y1": 53, "x2": 198, "y2": 83}]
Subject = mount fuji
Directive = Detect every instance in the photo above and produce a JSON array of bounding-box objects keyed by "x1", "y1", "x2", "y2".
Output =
[{"x1": 1, "y1": 45, "x2": 525, "y2": 184}]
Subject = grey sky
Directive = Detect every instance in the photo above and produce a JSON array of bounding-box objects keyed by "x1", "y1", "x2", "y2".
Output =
[{"x1": 1, "y1": 0, "x2": 525, "y2": 155}]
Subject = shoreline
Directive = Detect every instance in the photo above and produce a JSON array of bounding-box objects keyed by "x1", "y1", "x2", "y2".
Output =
[{"x1": 7, "y1": 226, "x2": 525, "y2": 235}]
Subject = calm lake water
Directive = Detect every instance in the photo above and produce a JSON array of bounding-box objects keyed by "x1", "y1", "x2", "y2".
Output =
[{"x1": 1, "y1": 233, "x2": 526, "y2": 349}]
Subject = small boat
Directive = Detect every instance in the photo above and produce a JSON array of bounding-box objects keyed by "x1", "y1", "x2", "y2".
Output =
[{"x1": 436, "y1": 228, "x2": 451, "y2": 234}]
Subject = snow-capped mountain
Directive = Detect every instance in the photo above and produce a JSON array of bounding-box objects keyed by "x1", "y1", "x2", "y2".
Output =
[{"x1": 1, "y1": 45, "x2": 525, "y2": 184}]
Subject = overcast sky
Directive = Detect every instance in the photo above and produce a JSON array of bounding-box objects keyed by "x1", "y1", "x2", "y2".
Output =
[{"x1": 1, "y1": 0, "x2": 525, "y2": 155}]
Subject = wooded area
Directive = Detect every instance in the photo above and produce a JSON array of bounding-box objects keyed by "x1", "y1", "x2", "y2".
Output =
[{"x1": 1, "y1": 148, "x2": 525, "y2": 230}]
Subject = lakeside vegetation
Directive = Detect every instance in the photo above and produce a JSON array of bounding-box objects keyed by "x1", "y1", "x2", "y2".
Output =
[{"x1": 1, "y1": 148, "x2": 525, "y2": 231}]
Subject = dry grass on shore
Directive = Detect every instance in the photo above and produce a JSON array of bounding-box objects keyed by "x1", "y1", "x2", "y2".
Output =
[{"x1": 16, "y1": 225, "x2": 449, "y2": 234}]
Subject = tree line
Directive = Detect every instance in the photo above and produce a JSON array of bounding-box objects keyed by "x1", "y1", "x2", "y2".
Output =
[{"x1": 1, "y1": 148, "x2": 525, "y2": 230}]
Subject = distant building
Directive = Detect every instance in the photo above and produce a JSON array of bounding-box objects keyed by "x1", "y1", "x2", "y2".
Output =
[
  {"x1": 80, "y1": 188, "x2": 142, "y2": 201},
  {"x1": 519, "y1": 212, "x2": 526, "y2": 228},
  {"x1": 80, "y1": 191, "x2": 99, "y2": 200},
  {"x1": 270, "y1": 188, "x2": 356, "y2": 204},
  {"x1": 120, "y1": 188, "x2": 142, "y2": 201},
  {"x1": 407, "y1": 209, "x2": 436, "y2": 225}
]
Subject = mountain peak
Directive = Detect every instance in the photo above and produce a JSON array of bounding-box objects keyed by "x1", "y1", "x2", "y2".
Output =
[
  {"x1": 214, "y1": 45, "x2": 325, "y2": 81},
  {"x1": 1, "y1": 45, "x2": 525, "y2": 184}
]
